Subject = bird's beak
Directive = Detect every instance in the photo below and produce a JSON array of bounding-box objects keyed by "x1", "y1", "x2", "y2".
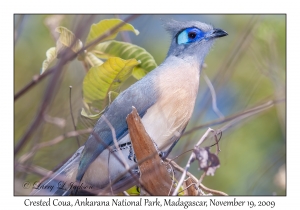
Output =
[{"x1": 211, "y1": 28, "x2": 228, "y2": 38}]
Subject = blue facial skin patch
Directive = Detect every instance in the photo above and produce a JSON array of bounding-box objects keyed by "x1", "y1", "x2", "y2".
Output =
[{"x1": 177, "y1": 27, "x2": 205, "y2": 45}]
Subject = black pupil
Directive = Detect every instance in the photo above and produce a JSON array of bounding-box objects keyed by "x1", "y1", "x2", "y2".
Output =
[{"x1": 188, "y1": 32, "x2": 196, "y2": 39}]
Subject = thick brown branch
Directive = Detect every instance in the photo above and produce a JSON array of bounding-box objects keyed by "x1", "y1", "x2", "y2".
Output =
[{"x1": 127, "y1": 107, "x2": 174, "y2": 195}]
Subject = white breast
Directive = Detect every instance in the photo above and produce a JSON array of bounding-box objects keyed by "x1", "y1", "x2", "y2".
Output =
[{"x1": 141, "y1": 56, "x2": 200, "y2": 150}]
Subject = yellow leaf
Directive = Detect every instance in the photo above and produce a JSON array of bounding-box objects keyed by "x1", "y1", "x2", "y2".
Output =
[
  {"x1": 81, "y1": 107, "x2": 100, "y2": 119},
  {"x1": 85, "y1": 52, "x2": 104, "y2": 67},
  {"x1": 83, "y1": 57, "x2": 139, "y2": 112},
  {"x1": 41, "y1": 47, "x2": 57, "y2": 74},
  {"x1": 108, "y1": 91, "x2": 119, "y2": 104},
  {"x1": 132, "y1": 66, "x2": 148, "y2": 80},
  {"x1": 55, "y1": 26, "x2": 83, "y2": 54},
  {"x1": 125, "y1": 186, "x2": 140, "y2": 196},
  {"x1": 93, "y1": 40, "x2": 157, "y2": 80},
  {"x1": 77, "y1": 90, "x2": 119, "y2": 142},
  {"x1": 76, "y1": 110, "x2": 99, "y2": 142}
]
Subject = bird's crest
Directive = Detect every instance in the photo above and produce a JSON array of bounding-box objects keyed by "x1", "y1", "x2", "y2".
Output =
[{"x1": 162, "y1": 19, "x2": 213, "y2": 37}]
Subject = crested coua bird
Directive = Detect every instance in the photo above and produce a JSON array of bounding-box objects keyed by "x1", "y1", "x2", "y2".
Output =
[{"x1": 31, "y1": 20, "x2": 228, "y2": 195}]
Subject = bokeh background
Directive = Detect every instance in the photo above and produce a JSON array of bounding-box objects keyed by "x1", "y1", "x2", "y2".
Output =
[{"x1": 14, "y1": 14, "x2": 286, "y2": 195}]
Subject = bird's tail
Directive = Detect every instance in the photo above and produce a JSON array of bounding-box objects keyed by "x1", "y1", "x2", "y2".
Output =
[{"x1": 30, "y1": 146, "x2": 84, "y2": 196}]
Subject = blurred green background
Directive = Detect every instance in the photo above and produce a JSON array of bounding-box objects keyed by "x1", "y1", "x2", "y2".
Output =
[{"x1": 14, "y1": 14, "x2": 286, "y2": 195}]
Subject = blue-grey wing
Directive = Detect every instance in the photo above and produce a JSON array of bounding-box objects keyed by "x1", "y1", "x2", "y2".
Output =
[{"x1": 76, "y1": 75, "x2": 158, "y2": 181}]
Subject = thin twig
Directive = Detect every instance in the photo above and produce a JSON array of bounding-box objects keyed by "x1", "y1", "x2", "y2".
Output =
[
  {"x1": 172, "y1": 128, "x2": 215, "y2": 195},
  {"x1": 102, "y1": 115, "x2": 130, "y2": 170},
  {"x1": 164, "y1": 161, "x2": 175, "y2": 196},
  {"x1": 167, "y1": 158, "x2": 227, "y2": 196},
  {"x1": 82, "y1": 60, "x2": 90, "y2": 72},
  {"x1": 122, "y1": 191, "x2": 130, "y2": 196},
  {"x1": 194, "y1": 16, "x2": 260, "y2": 123},
  {"x1": 180, "y1": 181, "x2": 201, "y2": 195},
  {"x1": 107, "y1": 152, "x2": 113, "y2": 195},
  {"x1": 90, "y1": 132, "x2": 146, "y2": 195},
  {"x1": 218, "y1": 100, "x2": 273, "y2": 132},
  {"x1": 19, "y1": 125, "x2": 45, "y2": 181},
  {"x1": 216, "y1": 15, "x2": 260, "y2": 86},
  {"x1": 14, "y1": 14, "x2": 26, "y2": 44},
  {"x1": 18, "y1": 128, "x2": 92, "y2": 164},
  {"x1": 203, "y1": 72, "x2": 224, "y2": 119},
  {"x1": 183, "y1": 98, "x2": 284, "y2": 137},
  {"x1": 213, "y1": 130, "x2": 221, "y2": 154},
  {"x1": 197, "y1": 172, "x2": 207, "y2": 186},
  {"x1": 114, "y1": 14, "x2": 132, "y2": 43},
  {"x1": 43, "y1": 114, "x2": 66, "y2": 128},
  {"x1": 69, "y1": 86, "x2": 80, "y2": 147},
  {"x1": 208, "y1": 131, "x2": 222, "y2": 148},
  {"x1": 168, "y1": 149, "x2": 194, "y2": 162},
  {"x1": 242, "y1": 74, "x2": 263, "y2": 110},
  {"x1": 16, "y1": 163, "x2": 55, "y2": 179}
]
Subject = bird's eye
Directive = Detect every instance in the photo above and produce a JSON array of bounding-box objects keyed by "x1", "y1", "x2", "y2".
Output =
[
  {"x1": 188, "y1": 32, "x2": 196, "y2": 39},
  {"x1": 177, "y1": 27, "x2": 204, "y2": 45}
]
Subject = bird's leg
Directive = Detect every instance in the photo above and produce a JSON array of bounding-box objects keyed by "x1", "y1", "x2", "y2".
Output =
[{"x1": 160, "y1": 138, "x2": 180, "y2": 160}]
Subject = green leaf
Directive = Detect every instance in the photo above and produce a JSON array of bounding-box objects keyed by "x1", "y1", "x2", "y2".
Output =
[
  {"x1": 76, "y1": 112, "x2": 99, "y2": 142},
  {"x1": 81, "y1": 107, "x2": 102, "y2": 119},
  {"x1": 108, "y1": 91, "x2": 119, "y2": 104},
  {"x1": 55, "y1": 26, "x2": 83, "y2": 54},
  {"x1": 125, "y1": 186, "x2": 140, "y2": 196},
  {"x1": 93, "y1": 40, "x2": 157, "y2": 80},
  {"x1": 85, "y1": 19, "x2": 139, "y2": 46},
  {"x1": 85, "y1": 52, "x2": 104, "y2": 67},
  {"x1": 40, "y1": 26, "x2": 83, "y2": 74},
  {"x1": 41, "y1": 47, "x2": 57, "y2": 74},
  {"x1": 83, "y1": 57, "x2": 140, "y2": 112},
  {"x1": 132, "y1": 66, "x2": 148, "y2": 80},
  {"x1": 77, "y1": 90, "x2": 119, "y2": 142},
  {"x1": 80, "y1": 90, "x2": 118, "y2": 118}
]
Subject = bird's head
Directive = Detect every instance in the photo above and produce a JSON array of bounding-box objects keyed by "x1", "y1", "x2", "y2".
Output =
[{"x1": 164, "y1": 20, "x2": 228, "y2": 64}]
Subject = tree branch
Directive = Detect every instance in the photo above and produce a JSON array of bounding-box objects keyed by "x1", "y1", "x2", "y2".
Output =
[{"x1": 14, "y1": 15, "x2": 140, "y2": 155}]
